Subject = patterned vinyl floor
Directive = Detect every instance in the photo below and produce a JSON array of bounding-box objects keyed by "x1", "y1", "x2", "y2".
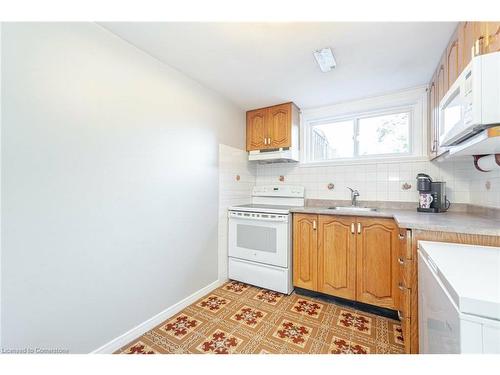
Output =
[{"x1": 116, "y1": 281, "x2": 405, "y2": 354}]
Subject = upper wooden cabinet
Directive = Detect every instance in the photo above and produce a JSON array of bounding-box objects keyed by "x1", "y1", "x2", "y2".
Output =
[
  {"x1": 268, "y1": 103, "x2": 292, "y2": 149},
  {"x1": 427, "y1": 21, "x2": 499, "y2": 160},
  {"x1": 428, "y1": 77, "x2": 438, "y2": 159},
  {"x1": 446, "y1": 32, "x2": 460, "y2": 89},
  {"x1": 484, "y1": 22, "x2": 500, "y2": 53},
  {"x1": 246, "y1": 109, "x2": 267, "y2": 150},
  {"x1": 246, "y1": 102, "x2": 299, "y2": 151},
  {"x1": 317, "y1": 215, "x2": 356, "y2": 300},
  {"x1": 292, "y1": 214, "x2": 318, "y2": 291},
  {"x1": 459, "y1": 22, "x2": 481, "y2": 70},
  {"x1": 436, "y1": 53, "x2": 447, "y2": 102},
  {"x1": 429, "y1": 53, "x2": 448, "y2": 160},
  {"x1": 293, "y1": 214, "x2": 401, "y2": 311},
  {"x1": 431, "y1": 21, "x2": 498, "y2": 102},
  {"x1": 356, "y1": 217, "x2": 399, "y2": 310}
]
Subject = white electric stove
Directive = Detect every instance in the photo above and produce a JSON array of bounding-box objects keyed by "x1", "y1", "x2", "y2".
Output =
[{"x1": 227, "y1": 185, "x2": 305, "y2": 294}]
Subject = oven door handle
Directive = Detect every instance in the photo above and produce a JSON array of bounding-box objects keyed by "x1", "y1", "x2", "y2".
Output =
[{"x1": 228, "y1": 211, "x2": 289, "y2": 223}]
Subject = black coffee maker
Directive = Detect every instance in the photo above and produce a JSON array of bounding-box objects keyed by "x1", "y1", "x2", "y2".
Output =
[{"x1": 416, "y1": 173, "x2": 450, "y2": 213}]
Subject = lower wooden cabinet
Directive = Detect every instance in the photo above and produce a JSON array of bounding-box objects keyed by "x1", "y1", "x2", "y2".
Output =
[
  {"x1": 292, "y1": 214, "x2": 318, "y2": 290},
  {"x1": 356, "y1": 217, "x2": 400, "y2": 309},
  {"x1": 293, "y1": 214, "x2": 401, "y2": 311},
  {"x1": 317, "y1": 215, "x2": 356, "y2": 300}
]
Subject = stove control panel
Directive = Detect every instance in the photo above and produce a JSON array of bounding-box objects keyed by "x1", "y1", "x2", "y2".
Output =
[{"x1": 252, "y1": 185, "x2": 304, "y2": 198}]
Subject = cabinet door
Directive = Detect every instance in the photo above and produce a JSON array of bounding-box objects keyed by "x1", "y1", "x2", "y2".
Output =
[
  {"x1": 246, "y1": 108, "x2": 267, "y2": 151},
  {"x1": 293, "y1": 214, "x2": 318, "y2": 290},
  {"x1": 435, "y1": 53, "x2": 448, "y2": 157},
  {"x1": 317, "y1": 215, "x2": 356, "y2": 300},
  {"x1": 428, "y1": 78, "x2": 438, "y2": 159},
  {"x1": 268, "y1": 103, "x2": 292, "y2": 149},
  {"x1": 356, "y1": 217, "x2": 399, "y2": 310},
  {"x1": 459, "y1": 22, "x2": 476, "y2": 70},
  {"x1": 446, "y1": 34, "x2": 460, "y2": 88},
  {"x1": 436, "y1": 55, "x2": 447, "y2": 101},
  {"x1": 485, "y1": 22, "x2": 500, "y2": 53}
]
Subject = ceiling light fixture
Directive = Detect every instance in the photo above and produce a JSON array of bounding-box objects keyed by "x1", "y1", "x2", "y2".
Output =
[{"x1": 313, "y1": 48, "x2": 336, "y2": 73}]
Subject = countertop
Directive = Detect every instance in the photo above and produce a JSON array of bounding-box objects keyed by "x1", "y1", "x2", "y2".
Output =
[{"x1": 290, "y1": 206, "x2": 500, "y2": 236}]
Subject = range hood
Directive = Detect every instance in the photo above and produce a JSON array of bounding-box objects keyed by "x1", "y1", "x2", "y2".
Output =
[{"x1": 248, "y1": 148, "x2": 299, "y2": 163}]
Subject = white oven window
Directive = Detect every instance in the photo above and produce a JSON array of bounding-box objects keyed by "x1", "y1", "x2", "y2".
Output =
[{"x1": 236, "y1": 224, "x2": 277, "y2": 253}]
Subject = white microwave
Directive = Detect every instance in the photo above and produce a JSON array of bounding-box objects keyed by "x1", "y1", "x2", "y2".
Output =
[{"x1": 439, "y1": 51, "x2": 500, "y2": 147}]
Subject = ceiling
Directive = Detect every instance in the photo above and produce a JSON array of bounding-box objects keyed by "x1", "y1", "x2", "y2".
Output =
[{"x1": 101, "y1": 22, "x2": 457, "y2": 110}]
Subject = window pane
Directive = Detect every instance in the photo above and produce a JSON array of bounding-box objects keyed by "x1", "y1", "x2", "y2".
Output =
[
  {"x1": 311, "y1": 120, "x2": 354, "y2": 160},
  {"x1": 358, "y1": 112, "x2": 410, "y2": 156}
]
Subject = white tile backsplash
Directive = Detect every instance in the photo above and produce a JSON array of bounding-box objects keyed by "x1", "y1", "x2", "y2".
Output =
[
  {"x1": 218, "y1": 144, "x2": 256, "y2": 280},
  {"x1": 468, "y1": 161, "x2": 500, "y2": 208},
  {"x1": 255, "y1": 159, "x2": 487, "y2": 206}
]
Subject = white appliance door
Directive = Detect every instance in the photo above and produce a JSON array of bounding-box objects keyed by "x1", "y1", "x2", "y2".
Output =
[
  {"x1": 228, "y1": 211, "x2": 289, "y2": 268},
  {"x1": 439, "y1": 71, "x2": 470, "y2": 147},
  {"x1": 418, "y1": 250, "x2": 461, "y2": 353}
]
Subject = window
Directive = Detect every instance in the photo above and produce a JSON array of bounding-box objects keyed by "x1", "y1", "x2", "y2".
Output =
[{"x1": 307, "y1": 108, "x2": 413, "y2": 163}]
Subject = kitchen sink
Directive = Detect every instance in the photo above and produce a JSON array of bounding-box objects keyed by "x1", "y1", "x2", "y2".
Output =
[{"x1": 328, "y1": 206, "x2": 378, "y2": 212}]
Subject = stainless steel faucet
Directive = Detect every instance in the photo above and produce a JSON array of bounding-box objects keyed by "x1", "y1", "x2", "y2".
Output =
[{"x1": 346, "y1": 187, "x2": 360, "y2": 207}]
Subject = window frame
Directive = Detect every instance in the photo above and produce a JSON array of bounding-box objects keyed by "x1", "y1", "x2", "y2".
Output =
[{"x1": 301, "y1": 87, "x2": 427, "y2": 166}]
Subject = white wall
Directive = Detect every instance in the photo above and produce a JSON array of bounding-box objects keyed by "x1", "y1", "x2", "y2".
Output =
[
  {"x1": 217, "y1": 144, "x2": 255, "y2": 281},
  {"x1": 0, "y1": 23, "x2": 245, "y2": 353}
]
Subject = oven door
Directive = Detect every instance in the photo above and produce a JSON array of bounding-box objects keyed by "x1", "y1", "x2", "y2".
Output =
[{"x1": 228, "y1": 210, "x2": 290, "y2": 268}]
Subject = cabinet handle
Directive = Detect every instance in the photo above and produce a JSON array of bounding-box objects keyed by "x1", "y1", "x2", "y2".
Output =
[
  {"x1": 357, "y1": 223, "x2": 361, "y2": 234},
  {"x1": 351, "y1": 223, "x2": 355, "y2": 234},
  {"x1": 398, "y1": 257, "x2": 405, "y2": 265},
  {"x1": 431, "y1": 140, "x2": 438, "y2": 153},
  {"x1": 398, "y1": 233, "x2": 405, "y2": 240},
  {"x1": 398, "y1": 282, "x2": 408, "y2": 290},
  {"x1": 397, "y1": 310, "x2": 403, "y2": 320},
  {"x1": 474, "y1": 37, "x2": 484, "y2": 56},
  {"x1": 313, "y1": 220, "x2": 317, "y2": 230},
  {"x1": 268, "y1": 137, "x2": 271, "y2": 144},
  {"x1": 264, "y1": 138, "x2": 267, "y2": 145}
]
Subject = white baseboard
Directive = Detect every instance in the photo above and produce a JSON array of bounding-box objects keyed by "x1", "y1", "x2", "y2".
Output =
[{"x1": 91, "y1": 278, "x2": 227, "y2": 354}]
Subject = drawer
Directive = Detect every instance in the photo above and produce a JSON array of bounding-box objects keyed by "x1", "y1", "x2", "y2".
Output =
[
  {"x1": 398, "y1": 228, "x2": 412, "y2": 260},
  {"x1": 397, "y1": 283, "x2": 411, "y2": 318},
  {"x1": 228, "y1": 257, "x2": 293, "y2": 294},
  {"x1": 398, "y1": 257, "x2": 413, "y2": 289}
]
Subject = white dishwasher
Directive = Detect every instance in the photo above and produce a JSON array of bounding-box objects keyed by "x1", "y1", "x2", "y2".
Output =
[{"x1": 418, "y1": 241, "x2": 500, "y2": 354}]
